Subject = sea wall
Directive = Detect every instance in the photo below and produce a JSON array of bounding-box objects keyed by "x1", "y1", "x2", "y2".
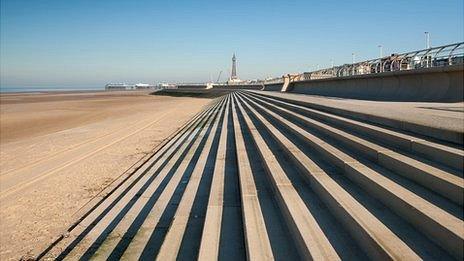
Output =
[
  {"x1": 177, "y1": 84, "x2": 207, "y2": 89},
  {"x1": 286, "y1": 64, "x2": 463, "y2": 102},
  {"x1": 213, "y1": 84, "x2": 263, "y2": 90}
]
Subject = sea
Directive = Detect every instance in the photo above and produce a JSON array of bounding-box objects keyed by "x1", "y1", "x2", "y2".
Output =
[{"x1": 0, "y1": 86, "x2": 103, "y2": 93}]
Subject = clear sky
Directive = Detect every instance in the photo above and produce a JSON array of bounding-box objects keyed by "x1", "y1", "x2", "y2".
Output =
[{"x1": 1, "y1": 0, "x2": 463, "y2": 88}]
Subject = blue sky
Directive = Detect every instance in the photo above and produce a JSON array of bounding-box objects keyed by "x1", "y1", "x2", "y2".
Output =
[{"x1": 1, "y1": 0, "x2": 463, "y2": 87}]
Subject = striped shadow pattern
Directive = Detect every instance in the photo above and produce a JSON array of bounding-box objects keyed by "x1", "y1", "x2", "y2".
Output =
[{"x1": 39, "y1": 91, "x2": 463, "y2": 260}]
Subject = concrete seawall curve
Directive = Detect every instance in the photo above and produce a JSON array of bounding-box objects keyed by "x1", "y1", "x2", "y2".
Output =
[{"x1": 264, "y1": 65, "x2": 464, "y2": 102}]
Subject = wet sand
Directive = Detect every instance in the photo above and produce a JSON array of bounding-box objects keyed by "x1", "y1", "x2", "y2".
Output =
[{"x1": 0, "y1": 90, "x2": 213, "y2": 260}]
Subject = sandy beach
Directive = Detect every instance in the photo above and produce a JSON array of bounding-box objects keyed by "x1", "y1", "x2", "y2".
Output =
[{"x1": 0, "y1": 90, "x2": 213, "y2": 260}]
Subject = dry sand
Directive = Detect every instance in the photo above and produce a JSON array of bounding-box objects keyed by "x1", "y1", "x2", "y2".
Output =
[{"x1": 0, "y1": 90, "x2": 214, "y2": 260}]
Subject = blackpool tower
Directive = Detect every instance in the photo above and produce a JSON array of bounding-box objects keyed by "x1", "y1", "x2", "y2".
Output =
[{"x1": 230, "y1": 53, "x2": 238, "y2": 80}]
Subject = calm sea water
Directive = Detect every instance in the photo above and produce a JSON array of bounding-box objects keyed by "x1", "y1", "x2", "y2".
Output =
[{"x1": 0, "y1": 86, "x2": 103, "y2": 93}]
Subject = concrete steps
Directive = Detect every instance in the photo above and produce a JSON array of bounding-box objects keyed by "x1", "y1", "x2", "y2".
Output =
[
  {"x1": 238, "y1": 91, "x2": 462, "y2": 259},
  {"x1": 249, "y1": 90, "x2": 464, "y2": 146},
  {"x1": 246, "y1": 91, "x2": 464, "y2": 171},
  {"x1": 40, "y1": 91, "x2": 463, "y2": 260},
  {"x1": 241, "y1": 92, "x2": 463, "y2": 206}
]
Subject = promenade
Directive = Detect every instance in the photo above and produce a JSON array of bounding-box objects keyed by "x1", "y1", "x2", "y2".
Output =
[{"x1": 39, "y1": 90, "x2": 463, "y2": 260}]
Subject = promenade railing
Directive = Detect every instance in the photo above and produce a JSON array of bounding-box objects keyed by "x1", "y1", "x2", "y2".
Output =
[{"x1": 264, "y1": 42, "x2": 464, "y2": 84}]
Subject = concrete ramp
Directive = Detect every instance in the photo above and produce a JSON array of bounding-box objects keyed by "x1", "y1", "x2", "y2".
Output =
[{"x1": 263, "y1": 82, "x2": 283, "y2": 91}]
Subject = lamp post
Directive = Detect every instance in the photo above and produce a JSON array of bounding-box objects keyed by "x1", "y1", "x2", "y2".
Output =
[
  {"x1": 424, "y1": 32, "x2": 431, "y2": 67},
  {"x1": 424, "y1": 32, "x2": 430, "y2": 49},
  {"x1": 330, "y1": 59, "x2": 335, "y2": 76},
  {"x1": 378, "y1": 45, "x2": 383, "y2": 72},
  {"x1": 351, "y1": 53, "x2": 356, "y2": 75}
]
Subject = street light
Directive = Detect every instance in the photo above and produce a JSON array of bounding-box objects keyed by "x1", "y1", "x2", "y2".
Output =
[
  {"x1": 424, "y1": 32, "x2": 431, "y2": 49},
  {"x1": 378, "y1": 45, "x2": 384, "y2": 73},
  {"x1": 424, "y1": 32, "x2": 432, "y2": 67},
  {"x1": 330, "y1": 59, "x2": 335, "y2": 76},
  {"x1": 351, "y1": 53, "x2": 356, "y2": 75}
]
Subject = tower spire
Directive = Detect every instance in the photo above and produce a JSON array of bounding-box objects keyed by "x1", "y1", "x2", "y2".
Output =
[{"x1": 231, "y1": 53, "x2": 238, "y2": 80}]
